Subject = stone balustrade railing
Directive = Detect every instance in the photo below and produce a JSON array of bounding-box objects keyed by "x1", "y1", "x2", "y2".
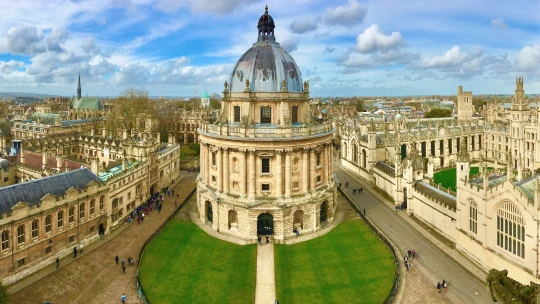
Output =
[{"x1": 201, "y1": 121, "x2": 334, "y2": 138}]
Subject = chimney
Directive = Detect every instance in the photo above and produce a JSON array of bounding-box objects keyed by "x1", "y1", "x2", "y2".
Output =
[
  {"x1": 57, "y1": 154, "x2": 63, "y2": 172},
  {"x1": 122, "y1": 129, "x2": 127, "y2": 140},
  {"x1": 42, "y1": 151, "x2": 47, "y2": 170},
  {"x1": 90, "y1": 157, "x2": 99, "y2": 175}
]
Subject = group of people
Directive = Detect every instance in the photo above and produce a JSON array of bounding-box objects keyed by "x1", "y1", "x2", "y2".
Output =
[
  {"x1": 131, "y1": 192, "x2": 167, "y2": 225},
  {"x1": 257, "y1": 235, "x2": 271, "y2": 245},
  {"x1": 403, "y1": 249, "x2": 416, "y2": 272},
  {"x1": 186, "y1": 167, "x2": 199, "y2": 174},
  {"x1": 72, "y1": 243, "x2": 84, "y2": 259},
  {"x1": 339, "y1": 181, "x2": 363, "y2": 194},
  {"x1": 115, "y1": 255, "x2": 134, "y2": 273},
  {"x1": 437, "y1": 280, "x2": 448, "y2": 293}
]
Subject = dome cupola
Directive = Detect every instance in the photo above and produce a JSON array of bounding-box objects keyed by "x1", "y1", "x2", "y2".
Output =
[{"x1": 228, "y1": 6, "x2": 303, "y2": 93}]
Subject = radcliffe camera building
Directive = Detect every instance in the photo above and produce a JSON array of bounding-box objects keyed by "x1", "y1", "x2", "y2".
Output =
[{"x1": 197, "y1": 6, "x2": 336, "y2": 241}]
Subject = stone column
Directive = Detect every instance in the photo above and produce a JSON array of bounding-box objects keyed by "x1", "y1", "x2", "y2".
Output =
[
  {"x1": 285, "y1": 150, "x2": 291, "y2": 197},
  {"x1": 205, "y1": 144, "x2": 211, "y2": 185},
  {"x1": 223, "y1": 148, "x2": 229, "y2": 194},
  {"x1": 310, "y1": 148, "x2": 316, "y2": 190},
  {"x1": 302, "y1": 148, "x2": 309, "y2": 193},
  {"x1": 200, "y1": 143, "x2": 205, "y2": 181},
  {"x1": 217, "y1": 147, "x2": 223, "y2": 192},
  {"x1": 276, "y1": 150, "x2": 283, "y2": 197},
  {"x1": 248, "y1": 150, "x2": 256, "y2": 199},
  {"x1": 240, "y1": 150, "x2": 247, "y2": 197},
  {"x1": 324, "y1": 144, "x2": 329, "y2": 183}
]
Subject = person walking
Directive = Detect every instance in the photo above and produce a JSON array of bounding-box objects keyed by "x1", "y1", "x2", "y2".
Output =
[
  {"x1": 437, "y1": 282, "x2": 441, "y2": 293},
  {"x1": 121, "y1": 259, "x2": 125, "y2": 267},
  {"x1": 360, "y1": 188, "x2": 363, "y2": 193},
  {"x1": 363, "y1": 208, "x2": 366, "y2": 216},
  {"x1": 115, "y1": 255, "x2": 119, "y2": 265},
  {"x1": 73, "y1": 246, "x2": 78, "y2": 258},
  {"x1": 121, "y1": 293, "x2": 126, "y2": 304},
  {"x1": 406, "y1": 262, "x2": 410, "y2": 271},
  {"x1": 265, "y1": 235, "x2": 270, "y2": 244},
  {"x1": 257, "y1": 236, "x2": 262, "y2": 246},
  {"x1": 442, "y1": 280, "x2": 447, "y2": 293},
  {"x1": 122, "y1": 264, "x2": 126, "y2": 273},
  {"x1": 407, "y1": 249, "x2": 412, "y2": 258},
  {"x1": 56, "y1": 257, "x2": 60, "y2": 269},
  {"x1": 127, "y1": 256, "x2": 132, "y2": 266},
  {"x1": 412, "y1": 249, "x2": 416, "y2": 258}
]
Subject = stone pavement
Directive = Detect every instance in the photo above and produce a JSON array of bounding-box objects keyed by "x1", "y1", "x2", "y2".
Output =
[
  {"x1": 255, "y1": 241, "x2": 276, "y2": 304},
  {"x1": 10, "y1": 172, "x2": 197, "y2": 304},
  {"x1": 335, "y1": 164, "x2": 493, "y2": 304}
]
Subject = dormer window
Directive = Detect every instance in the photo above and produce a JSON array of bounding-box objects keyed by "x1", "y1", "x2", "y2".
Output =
[{"x1": 260, "y1": 107, "x2": 271, "y2": 124}]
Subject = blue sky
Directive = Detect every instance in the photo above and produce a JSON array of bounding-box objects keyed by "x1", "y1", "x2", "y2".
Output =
[{"x1": 0, "y1": 0, "x2": 538, "y2": 97}]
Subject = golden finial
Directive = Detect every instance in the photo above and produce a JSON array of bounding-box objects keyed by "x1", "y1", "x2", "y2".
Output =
[{"x1": 265, "y1": 5, "x2": 268, "y2": 12}]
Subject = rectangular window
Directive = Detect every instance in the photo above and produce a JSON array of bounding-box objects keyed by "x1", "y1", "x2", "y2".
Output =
[
  {"x1": 212, "y1": 175, "x2": 217, "y2": 183},
  {"x1": 260, "y1": 107, "x2": 271, "y2": 124},
  {"x1": 469, "y1": 206, "x2": 477, "y2": 234},
  {"x1": 293, "y1": 181, "x2": 299, "y2": 189},
  {"x1": 17, "y1": 258, "x2": 26, "y2": 268},
  {"x1": 3, "y1": 177, "x2": 8, "y2": 182},
  {"x1": 68, "y1": 235, "x2": 75, "y2": 243},
  {"x1": 128, "y1": 192, "x2": 131, "y2": 200},
  {"x1": 90, "y1": 226, "x2": 95, "y2": 233},
  {"x1": 234, "y1": 106, "x2": 241, "y2": 122},
  {"x1": 212, "y1": 152, "x2": 216, "y2": 166},
  {"x1": 316, "y1": 175, "x2": 322, "y2": 183},
  {"x1": 232, "y1": 181, "x2": 239, "y2": 190},
  {"x1": 45, "y1": 245, "x2": 52, "y2": 255},
  {"x1": 261, "y1": 184, "x2": 270, "y2": 192},
  {"x1": 261, "y1": 158, "x2": 270, "y2": 173},
  {"x1": 316, "y1": 152, "x2": 321, "y2": 167},
  {"x1": 291, "y1": 106, "x2": 298, "y2": 123}
]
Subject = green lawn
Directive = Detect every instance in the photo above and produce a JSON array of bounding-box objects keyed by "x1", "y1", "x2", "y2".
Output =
[
  {"x1": 434, "y1": 167, "x2": 498, "y2": 191},
  {"x1": 275, "y1": 220, "x2": 395, "y2": 304},
  {"x1": 140, "y1": 220, "x2": 256, "y2": 304}
]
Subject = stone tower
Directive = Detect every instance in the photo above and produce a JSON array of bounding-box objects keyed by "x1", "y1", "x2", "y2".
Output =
[
  {"x1": 197, "y1": 7, "x2": 336, "y2": 242},
  {"x1": 457, "y1": 85, "x2": 473, "y2": 121},
  {"x1": 77, "y1": 73, "x2": 81, "y2": 100}
]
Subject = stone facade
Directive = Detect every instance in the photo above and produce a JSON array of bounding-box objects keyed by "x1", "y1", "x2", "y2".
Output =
[{"x1": 197, "y1": 8, "x2": 337, "y2": 242}]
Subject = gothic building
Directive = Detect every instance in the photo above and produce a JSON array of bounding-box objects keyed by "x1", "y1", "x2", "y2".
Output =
[
  {"x1": 197, "y1": 7, "x2": 336, "y2": 241},
  {"x1": 340, "y1": 78, "x2": 540, "y2": 284}
]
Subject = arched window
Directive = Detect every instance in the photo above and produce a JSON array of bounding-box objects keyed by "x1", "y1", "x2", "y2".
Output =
[
  {"x1": 79, "y1": 203, "x2": 86, "y2": 220},
  {"x1": 68, "y1": 206, "x2": 75, "y2": 224},
  {"x1": 45, "y1": 215, "x2": 52, "y2": 233},
  {"x1": 1, "y1": 230, "x2": 9, "y2": 251},
  {"x1": 496, "y1": 202, "x2": 525, "y2": 258},
  {"x1": 112, "y1": 199, "x2": 119, "y2": 210},
  {"x1": 260, "y1": 106, "x2": 271, "y2": 124},
  {"x1": 343, "y1": 143, "x2": 347, "y2": 158},
  {"x1": 31, "y1": 219, "x2": 39, "y2": 239},
  {"x1": 57, "y1": 210, "x2": 64, "y2": 228},
  {"x1": 234, "y1": 106, "x2": 241, "y2": 122},
  {"x1": 362, "y1": 150, "x2": 367, "y2": 168},
  {"x1": 353, "y1": 144, "x2": 358, "y2": 162},
  {"x1": 17, "y1": 225, "x2": 25, "y2": 245},
  {"x1": 291, "y1": 106, "x2": 298, "y2": 123},
  {"x1": 99, "y1": 195, "x2": 105, "y2": 211},
  {"x1": 90, "y1": 199, "x2": 95, "y2": 216},
  {"x1": 232, "y1": 157, "x2": 239, "y2": 172},
  {"x1": 469, "y1": 200, "x2": 477, "y2": 234}
]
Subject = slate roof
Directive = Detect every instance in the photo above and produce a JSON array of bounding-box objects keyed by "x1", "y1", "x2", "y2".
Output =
[
  {"x1": 0, "y1": 168, "x2": 102, "y2": 214},
  {"x1": 0, "y1": 158, "x2": 11, "y2": 169},
  {"x1": 374, "y1": 161, "x2": 395, "y2": 177},
  {"x1": 72, "y1": 97, "x2": 103, "y2": 110},
  {"x1": 30, "y1": 113, "x2": 61, "y2": 125},
  {"x1": 414, "y1": 181, "x2": 456, "y2": 211}
]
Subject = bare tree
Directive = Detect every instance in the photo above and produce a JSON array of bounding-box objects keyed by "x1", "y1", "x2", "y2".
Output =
[{"x1": 106, "y1": 88, "x2": 158, "y2": 137}]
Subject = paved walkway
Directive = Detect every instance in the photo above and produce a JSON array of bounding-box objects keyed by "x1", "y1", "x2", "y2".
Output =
[
  {"x1": 335, "y1": 164, "x2": 493, "y2": 304},
  {"x1": 255, "y1": 241, "x2": 276, "y2": 304},
  {"x1": 10, "y1": 172, "x2": 197, "y2": 304}
]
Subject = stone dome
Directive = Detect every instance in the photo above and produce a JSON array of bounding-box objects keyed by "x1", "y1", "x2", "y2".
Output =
[
  {"x1": 403, "y1": 150, "x2": 424, "y2": 171},
  {"x1": 228, "y1": 6, "x2": 303, "y2": 93}
]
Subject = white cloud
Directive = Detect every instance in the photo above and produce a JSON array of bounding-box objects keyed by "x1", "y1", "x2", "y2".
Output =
[
  {"x1": 491, "y1": 18, "x2": 508, "y2": 30},
  {"x1": 81, "y1": 37, "x2": 100, "y2": 54},
  {"x1": 289, "y1": 16, "x2": 318, "y2": 34},
  {"x1": 0, "y1": 60, "x2": 25, "y2": 74},
  {"x1": 324, "y1": 0, "x2": 367, "y2": 26},
  {"x1": 280, "y1": 37, "x2": 299, "y2": 52},
  {"x1": 4, "y1": 25, "x2": 46, "y2": 55},
  {"x1": 355, "y1": 24, "x2": 404, "y2": 53},
  {"x1": 516, "y1": 44, "x2": 540, "y2": 72},
  {"x1": 46, "y1": 26, "x2": 69, "y2": 52},
  {"x1": 324, "y1": 46, "x2": 335, "y2": 54},
  {"x1": 420, "y1": 45, "x2": 483, "y2": 69},
  {"x1": 191, "y1": 0, "x2": 255, "y2": 14}
]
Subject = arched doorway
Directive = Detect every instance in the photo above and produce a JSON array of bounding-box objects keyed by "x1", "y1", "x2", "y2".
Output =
[
  {"x1": 228, "y1": 210, "x2": 238, "y2": 230},
  {"x1": 293, "y1": 210, "x2": 304, "y2": 230},
  {"x1": 206, "y1": 201, "x2": 213, "y2": 223},
  {"x1": 320, "y1": 201, "x2": 328, "y2": 224},
  {"x1": 257, "y1": 213, "x2": 274, "y2": 235},
  {"x1": 150, "y1": 184, "x2": 156, "y2": 195},
  {"x1": 403, "y1": 187, "x2": 408, "y2": 208},
  {"x1": 98, "y1": 215, "x2": 107, "y2": 236}
]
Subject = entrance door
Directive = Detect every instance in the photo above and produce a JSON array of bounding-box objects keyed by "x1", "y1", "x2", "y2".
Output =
[
  {"x1": 320, "y1": 202, "x2": 327, "y2": 223},
  {"x1": 257, "y1": 213, "x2": 274, "y2": 235}
]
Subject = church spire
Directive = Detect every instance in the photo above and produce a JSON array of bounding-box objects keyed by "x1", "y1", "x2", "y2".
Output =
[{"x1": 77, "y1": 73, "x2": 81, "y2": 100}]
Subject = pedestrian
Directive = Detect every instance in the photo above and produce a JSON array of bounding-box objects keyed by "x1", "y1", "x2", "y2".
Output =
[
  {"x1": 265, "y1": 235, "x2": 269, "y2": 244},
  {"x1": 404, "y1": 256, "x2": 408, "y2": 263},
  {"x1": 363, "y1": 208, "x2": 366, "y2": 216},
  {"x1": 176, "y1": 194, "x2": 179, "y2": 199},
  {"x1": 121, "y1": 293, "x2": 126, "y2": 304},
  {"x1": 79, "y1": 243, "x2": 83, "y2": 254},
  {"x1": 115, "y1": 255, "x2": 119, "y2": 264},
  {"x1": 293, "y1": 228, "x2": 300, "y2": 236},
  {"x1": 137, "y1": 216, "x2": 140, "y2": 224},
  {"x1": 406, "y1": 262, "x2": 410, "y2": 271},
  {"x1": 172, "y1": 190, "x2": 175, "y2": 196},
  {"x1": 442, "y1": 280, "x2": 447, "y2": 293},
  {"x1": 412, "y1": 249, "x2": 416, "y2": 258},
  {"x1": 73, "y1": 246, "x2": 78, "y2": 258},
  {"x1": 407, "y1": 249, "x2": 411, "y2": 258},
  {"x1": 175, "y1": 201, "x2": 178, "y2": 208},
  {"x1": 127, "y1": 256, "x2": 131, "y2": 266},
  {"x1": 56, "y1": 257, "x2": 60, "y2": 269},
  {"x1": 121, "y1": 259, "x2": 125, "y2": 267},
  {"x1": 395, "y1": 206, "x2": 398, "y2": 212},
  {"x1": 437, "y1": 282, "x2": 441, "y2": 293},
  {"x1": 258, "y1": 236, "x2": 262, "y2": 246},
  {"x1": 122, "y1": 264, "x2": 126, "y2": 273},
  {"x1": 360, "y1": 188, "x2": 363, "y2": 193}
]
